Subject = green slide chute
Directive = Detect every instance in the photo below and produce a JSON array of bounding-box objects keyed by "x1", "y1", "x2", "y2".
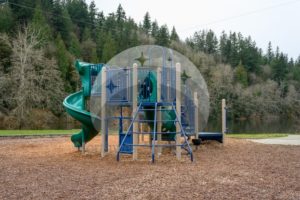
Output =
[
  {"x1": 63, "y1": 60, "x2": 102, "y2": 148},
  {"x1": 63, "y1": 91, "x2": 100, "y2": 147}
]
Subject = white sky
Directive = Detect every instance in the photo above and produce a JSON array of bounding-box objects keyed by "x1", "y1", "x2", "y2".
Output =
[{"x1": 88, "y1": 0, "x2": 300, "y2": 59}]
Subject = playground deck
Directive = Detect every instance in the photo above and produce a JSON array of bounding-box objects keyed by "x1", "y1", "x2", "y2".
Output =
[{"x1": 0, "y1": 136, "x2": 299, "y2": 199}]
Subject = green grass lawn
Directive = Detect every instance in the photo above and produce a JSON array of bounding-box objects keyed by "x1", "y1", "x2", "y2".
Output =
[
  {"x1": 227, "y1": 133, "x2": 288, "y2": 139},
  {"x1": 0, "y1": 129, "x2": 81, "y2": 136},
  {"x1": 0, "y1": 129, "x2": 120, "y2": 137},
  {"x1": 0, "y1": 130, "x2": 291, "y2": 139}
]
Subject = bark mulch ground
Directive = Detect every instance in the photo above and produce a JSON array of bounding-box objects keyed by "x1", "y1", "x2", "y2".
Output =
[{"x1": 0, "y1": 136, "x2": 299, "y2": 200}]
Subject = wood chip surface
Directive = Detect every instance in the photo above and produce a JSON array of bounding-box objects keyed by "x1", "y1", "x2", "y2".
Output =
[{"x1": 0, "y1": 136, "x2": 299, "y2": 199}]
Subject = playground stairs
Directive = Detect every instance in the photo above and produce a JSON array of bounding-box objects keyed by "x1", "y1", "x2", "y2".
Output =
[{"x1": 117, "y1": 102, "x2": 193, "y2": 163}]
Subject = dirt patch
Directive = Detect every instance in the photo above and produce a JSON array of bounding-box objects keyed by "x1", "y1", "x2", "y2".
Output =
[{"x1": 0, "y1": 136, "x2": 299, "y2": 199}]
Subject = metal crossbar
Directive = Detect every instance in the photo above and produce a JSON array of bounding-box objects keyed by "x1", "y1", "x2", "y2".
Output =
[
  {"x1": 132, "y1": 131, "x2": 181, "y2": 134},
  {"x1": 134, "y1": 119, "x2": 179, "y2": 123},
  {"x1": 123, "y1": 144, "x2": 189, "y2": 147}
]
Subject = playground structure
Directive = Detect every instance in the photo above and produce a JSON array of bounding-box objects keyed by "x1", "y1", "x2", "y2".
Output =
[{"x1": 63, "y1": 46, "x2": 227, "y2": 162}]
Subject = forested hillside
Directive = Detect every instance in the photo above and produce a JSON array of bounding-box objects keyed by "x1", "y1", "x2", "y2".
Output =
[{"x1": 0, "y1": 0, "x2": 300, "y2": 129}]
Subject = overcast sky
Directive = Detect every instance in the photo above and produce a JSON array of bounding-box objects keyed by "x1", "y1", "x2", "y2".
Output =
[{"x1": 88, "y1": 0, "x2": 300, "y2": 59}]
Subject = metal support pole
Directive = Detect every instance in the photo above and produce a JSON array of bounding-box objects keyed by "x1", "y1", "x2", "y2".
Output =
[
  {"x1": 81, "y1": 130, "x2": 85, "y2": 154},
  {"x1": 175, "y1": 63, "x2": 181, "y2": 160},
  {"x1": 222, "y1": 99, "x2": 226, "y2": 144},
  {"x1": 101, "y1": 67, "x2": 107, "y2": 157},
  {"x1": 194, "y1": 92, "x2": 199, "y2": 139},
  {"x1": 141, "y1": 123, "x2": 145, "y2": 142},
  {"x1": 81, "y1": 87, "x2": 85, "y2": 154},
  {"x1": 132, "y1": 64, "x2": 138, "y2": 160},
  {"x1": 157, "y1": 67, "x2": 162, "y2": 156}
]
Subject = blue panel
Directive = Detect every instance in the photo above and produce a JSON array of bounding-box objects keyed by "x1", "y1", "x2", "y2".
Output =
[
  {"x1": 106, "y1": 68, "x2": 130, "y2": 102},
  {"x1": 119, "y1": 132, "x2": 133, "y2": 154},
  {"x1": 161, "y1": 66, "x2": 176, "y2": 102},
  {"x1": 90, "y1": 64, "x2": 104, "y2": 96}
]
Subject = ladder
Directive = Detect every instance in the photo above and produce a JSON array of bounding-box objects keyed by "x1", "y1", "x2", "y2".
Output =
[{"x1": 117, "y1": 102, "x2": 193, "y2": 163}]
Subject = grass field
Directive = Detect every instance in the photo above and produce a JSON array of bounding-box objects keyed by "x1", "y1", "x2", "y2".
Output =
[
  {"x1": 227, "y1": 133, "x2": 288, "y2": 139},
  {"x1": 0, "y1": 130, "x2": 291, "y2": 138},
  {"x1": 0, "y1": 129, "x2": 120, "y2": 136},
  {"x1": 0, "y1": 129, "x2": 80, "y2": 136}
]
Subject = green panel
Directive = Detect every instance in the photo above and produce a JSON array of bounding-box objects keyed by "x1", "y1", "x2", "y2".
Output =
[{"x1": 138, "y1": 71, "x2": 157, "y2": 102}]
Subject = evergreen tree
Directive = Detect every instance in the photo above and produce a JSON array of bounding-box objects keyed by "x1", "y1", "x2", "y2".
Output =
[
  {"x1": 219, "y1": 31, "x2": 230, "y2": 63},
  {"x1": 88, "y1": 0, "x2": 97, "y2": 40},
  {"x1": 115, "y1": 4, "x2": 127, "y2": 49},
  {"x1": 96, "y1": 11, "x2": 105, "y2": 28},
  {"x1": 155, "y1": 25, "x2": 170, "y2": 46},
  {"x1": 81, "y1": 27, "x2": 91, "y2": 42},
  {"x1": 193, "y1": 31, "x2": 205, "y2": 52},
  {"x1": 131, "y1": 29, "x2": 139, "y2": 47},
  {"x1": 52, "y1": 1, "x2": 72, "y2": 44},
  {"x1": 95, "y1": 30, "x2": 105, "y2": 61},
  {"x1": 0, "y1": 3, "x2": 14, "y2": 33},
  {"x1": 205, "y1": 30, "x2": 218, "y2": 54},
  {"x1": 68, "y1": 32, "x2": 81, "y2": 57},
  {"x1": 55, "y1": 34, "x2": 69, "y2": 80},
  {"x1": 116, "y1": 4, "x2": 126, "y2": 23},
  {"x1": 291, "y1": 58, "x2": 300, "y2": 81},
  {"x1": 66, "y1": 0, "x2": 89, "y2": 40},
  {"x1": 239, "y1": 36, "x2": 260, "y2": 73},
  {"x1": 81, "y1": 39, "x2": 98, "y2": 63},
  {"x1": 295, "y1": 56, "x2": 300, "y2": 67},
  {"x1": 271, "y1": 53, "x2": 289, "y2": 83},
  {"x1": 102, "y1": 33, "x2": 117, "y2": 62},
  {"x1": 9, "y1": 0, "x2": 35, "y2": 23},
  {"x1": 151, "y1": 20, "x2": 159, "y2": 38},
  {"x1": 0, "y1": 35, "x2": 12, "y2": 73},
  {"x1": 142, "y1": 12, "x2": 151, "y2": 35},
  {"x1": 229, "y1": 32, "x2": 239, "y2": 67},
  {"x1": 266, "y1": 41, "x2": 274, "y2": 64},
  {"x1": 103, "y1": 13, "x2": 116, "y2": 35},
  {"x1": 234, "y1": 61, "x2": 248, "y2": 87},
  {"x1": 30, "y1": 3, "x2": 52, "y2": 43},
  {"x1": 0, "y1": 34, "x2": 14, "y2": 112},
  {"x1": 170, "y1": 26, "x2": 179, "y2": 41}
]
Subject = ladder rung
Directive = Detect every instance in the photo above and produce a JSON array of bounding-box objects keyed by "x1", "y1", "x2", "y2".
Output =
[
  {"x1": 139, "y1": 109, "x2": 174, "y2": 111},
  {"x1": 123, "y1": 144, "x2": 189, "y2": 147},
  {"x1": 132, "y1": 131, "x2": 181, "y2": 134},
  {"x1": 134, "y1": 119, "x2": 179, "y2": 123}
]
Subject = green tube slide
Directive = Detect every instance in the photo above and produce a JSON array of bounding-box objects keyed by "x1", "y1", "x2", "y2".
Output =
[{"x1": 63, "y1": 91, "x2": 100, "y2": 148}]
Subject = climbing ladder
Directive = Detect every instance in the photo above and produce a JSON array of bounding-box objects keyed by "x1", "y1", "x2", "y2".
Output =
[{"x1": 117, "y1": 102, "x2": 193, "y2": 163}]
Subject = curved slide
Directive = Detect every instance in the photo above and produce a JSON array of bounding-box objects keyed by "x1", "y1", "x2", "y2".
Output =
[{"x1": 63, "y1": 91, "x2": 100, "y2": 148}]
